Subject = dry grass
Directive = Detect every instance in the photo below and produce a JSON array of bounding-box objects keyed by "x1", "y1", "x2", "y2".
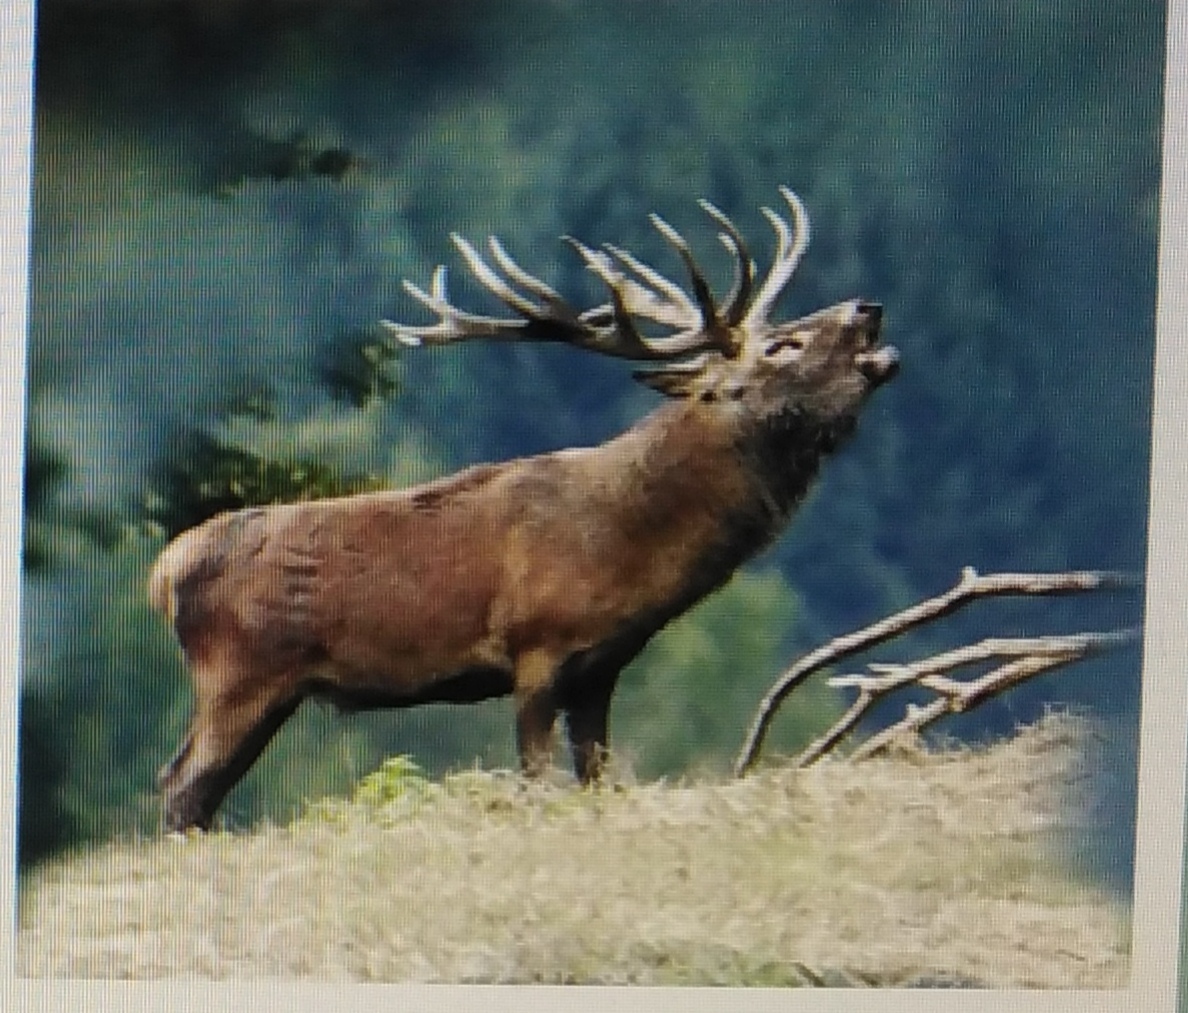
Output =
[{"x1": 17, "y1": 713, "x2": 1129, "y2": 987}]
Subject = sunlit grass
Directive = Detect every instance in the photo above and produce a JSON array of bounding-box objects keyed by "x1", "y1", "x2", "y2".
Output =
[{"x1": 17, "y1": 713, "x2": 1129, "y2": 986}]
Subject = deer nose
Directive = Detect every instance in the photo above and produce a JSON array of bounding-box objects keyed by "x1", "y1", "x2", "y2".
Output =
[{"x1": 856, "y1": 302, "x2": 882, "y2": 329}]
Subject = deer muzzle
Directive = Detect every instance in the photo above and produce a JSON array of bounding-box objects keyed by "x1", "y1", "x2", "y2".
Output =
[
  {"x1": 851, "y1": 302, "x2": 898, "y2": 387},
  {"x1": 855, "y1": 344, "x2": 900, "y2": 386}
]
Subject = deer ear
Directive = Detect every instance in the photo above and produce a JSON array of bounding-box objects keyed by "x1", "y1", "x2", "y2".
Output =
[{"x1": 633, "y1": 368, "x2": 695, "y2": 398}]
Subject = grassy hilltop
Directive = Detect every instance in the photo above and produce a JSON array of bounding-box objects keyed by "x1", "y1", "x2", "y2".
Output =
[{"x1": 17, "y1": 714, "x2": 1128, "y2": 988}]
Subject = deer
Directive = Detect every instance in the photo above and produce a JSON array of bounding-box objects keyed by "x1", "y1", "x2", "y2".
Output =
[{"x1": 148, "y1": 186, "x2": 899, "y2": 832}]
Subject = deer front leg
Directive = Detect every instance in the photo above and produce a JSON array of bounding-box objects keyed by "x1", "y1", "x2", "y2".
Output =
[
  {"x1": 513, "y1": 649, "x2": 560, "y2": 777},
  {"x1": 564, "y1": 674, "x2": 617, "y2": 785}
]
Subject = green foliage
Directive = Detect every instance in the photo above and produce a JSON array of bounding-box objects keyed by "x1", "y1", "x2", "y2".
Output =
[
  {"x1": 303, "y1": 754, "x2": 436, "y2": 828},
  {"x1": 23, "y1": 436, "x2": 65, "y2": 516},
  {"x1": 21, "y1": 438, "x2": 64, "y2": 572},
  {"x1": 19, "y1": 539, "x2": 185, "y2": 859},
  {"x1": 22, "y1": 433, "x2": 125, "y2": 572},
  {"x1": 143, "y1": 400, "x2": 386, "y2": 539},
  {"x1": 205, "y1": 128, "x2": 363, "y2": 196},
  {"x1": 351, "y1": 755, "x2": 433, "y2": 808},
  {"x1": 143, "y1": 429, "x2": 378, "y2": 538},
  {"x1": 316, "y1": 328, "x2": 401, "y2": 408},
  {"x1": 614, "y1": 569, "x2": 843, "y2": 778},
  {"x1": 17, "y1": 688, "x2": 80, "y2": 866}
]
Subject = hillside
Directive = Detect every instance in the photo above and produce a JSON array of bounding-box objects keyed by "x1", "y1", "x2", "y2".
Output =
[{"x1": 17, "y1": 714, "x2": 1128, "y2": 987}]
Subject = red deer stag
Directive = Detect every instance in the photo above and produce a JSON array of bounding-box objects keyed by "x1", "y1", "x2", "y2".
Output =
[{"x1": 149, "y1": 187, "x2": 899, "y2": 831}]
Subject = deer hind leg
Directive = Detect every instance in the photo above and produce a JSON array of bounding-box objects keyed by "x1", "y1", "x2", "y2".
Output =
[{"x1": 159, "y1": 669, "x2": 302, "y2": 833}]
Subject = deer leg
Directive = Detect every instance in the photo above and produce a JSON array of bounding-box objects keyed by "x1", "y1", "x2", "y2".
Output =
[
  {"x1": 564, "y1": 675, "x2": 617, "y2": 785},
  {"x1": 160, "y1": 681, "x2": 301, "y2": 833},
  {"x1": 157, "y1": 730, "x2": 195, "y2": 790},
  {"x1": 513, "y1": 649, "x2": 559, "y2": 777}
]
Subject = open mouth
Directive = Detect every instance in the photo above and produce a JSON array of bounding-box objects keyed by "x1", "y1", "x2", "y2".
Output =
[{"x1": 855, "y1": 344, "x2": 900, "y2": 386}]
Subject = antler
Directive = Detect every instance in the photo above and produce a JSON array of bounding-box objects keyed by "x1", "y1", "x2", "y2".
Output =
[
  {"x1": 744, "y1": 186, "x2": 810, "y2": 329},
  {"x1": 382, "y1": 187, "x2": 811, "y2": 375}
]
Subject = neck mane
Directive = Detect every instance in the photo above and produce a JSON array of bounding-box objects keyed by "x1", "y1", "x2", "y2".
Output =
[{"x1": 598, "y1": 399, "x2": 840, "y2": 585}]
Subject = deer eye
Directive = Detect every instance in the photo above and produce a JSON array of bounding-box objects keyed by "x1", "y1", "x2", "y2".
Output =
[{"x1": 763, "y1": 332, "x2": 807, "y2": 360}]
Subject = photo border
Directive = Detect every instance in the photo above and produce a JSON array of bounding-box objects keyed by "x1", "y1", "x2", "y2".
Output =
[{"x1": 2, "y1": 1, "x2": 1185, "y2": 1009}]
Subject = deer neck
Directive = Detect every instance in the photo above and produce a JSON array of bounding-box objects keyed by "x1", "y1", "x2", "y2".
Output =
[
  {"x1": 602, "y1": 399, "x2": 836, "y2": 571},
  {"x1": 738, "y1": 404, "x2": 856, "y2": 526}
]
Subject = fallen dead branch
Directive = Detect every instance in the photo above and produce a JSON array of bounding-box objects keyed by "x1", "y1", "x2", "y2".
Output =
[{"x1": 733, "y1": 567, "x2": 1139, "y2": 775}]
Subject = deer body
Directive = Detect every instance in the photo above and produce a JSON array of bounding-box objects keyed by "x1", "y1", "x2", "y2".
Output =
[{"x1": 151, "y1": 189, "x2": 898, "y2": 831}]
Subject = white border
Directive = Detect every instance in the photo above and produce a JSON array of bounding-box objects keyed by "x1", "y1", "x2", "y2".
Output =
[
  {"x1": 0, "y1": 0, "x2": 33, "y2": 994},
  {"x1": 3, "y1": 1, "x2": 1186, "y2": 1010},
  {"x1": 1132, "y1": 0, "x2": 1188, "y2": 1006}
]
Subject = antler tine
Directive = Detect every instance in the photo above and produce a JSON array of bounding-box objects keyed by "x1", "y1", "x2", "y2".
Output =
[
  {"x1": 698, "y1": 198, "x2": 755, "y2": 327},
  {"x1": 384, "y1": 236, "x2": 600, "y2": 351},
  {"x1": 486, "y1": 236, "x2": 568, "y2": 311},
  {"x1": 561, "y1": 235, "x2": 704, "y2": 359},
  {"x1": 382, "y1": 266, "x2": 531, "y2": 347},
  {"x1": 450, "y1": 233, "x2": 546, "y2": 319},
  {"x1": 743, "y1": 186, "x2": 811, "y2": 330},
  {"x1": 648, "y1": 213, "x2": 720, "y2": 331},
  {"x1": 564, "y1": 235, "x2": 622, "y2": 291},
  {"x1": 603, "y1": 242, "x2": 697, "y2": 323},
  {"x1": 565, "y1": 237, "x2": 710, "y2": 355},
  {"x1": 566, "y1": 234, "x2": 687, "y2": 326}
]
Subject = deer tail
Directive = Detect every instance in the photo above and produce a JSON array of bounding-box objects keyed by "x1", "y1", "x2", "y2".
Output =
[{"x1": 148, "y1": 527, "x2": 202, "y2": 623}]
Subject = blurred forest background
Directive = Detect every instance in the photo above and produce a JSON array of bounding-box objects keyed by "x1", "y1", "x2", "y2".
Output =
[{"x1": 20, "y1": 0, "x2": 1161, "y2": 901}]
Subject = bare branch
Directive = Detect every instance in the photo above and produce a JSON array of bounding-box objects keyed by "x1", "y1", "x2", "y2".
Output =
[
  {"x1": 795, "y1": 628, "x2": 1137, "y2": 767},
  {"x1": 733, "y1": 567, "x2": 1138, "y2": 776}
]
